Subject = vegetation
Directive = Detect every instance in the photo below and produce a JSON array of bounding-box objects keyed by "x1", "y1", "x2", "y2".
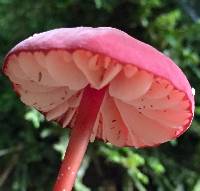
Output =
[{"x1": 0, "y1": 0, "x2": 200, "y2": 190}]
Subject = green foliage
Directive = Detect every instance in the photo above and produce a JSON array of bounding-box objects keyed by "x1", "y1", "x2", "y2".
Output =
[
  {"x1": 0, "y1": 0, "x2": 200, "y2": 190},
  {"x1": 25, "y1": 108, "x2": 44, "y2": 128}
]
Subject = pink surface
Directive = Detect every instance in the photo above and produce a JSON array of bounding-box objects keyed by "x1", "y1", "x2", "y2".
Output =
[{"x1": 3, "y1": 27, "x2": 194, "y2": 114}]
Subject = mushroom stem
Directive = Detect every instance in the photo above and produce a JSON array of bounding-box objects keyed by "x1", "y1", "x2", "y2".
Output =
[{"x1": 53, "y1": 85, "x2": 106, "y2": 191}]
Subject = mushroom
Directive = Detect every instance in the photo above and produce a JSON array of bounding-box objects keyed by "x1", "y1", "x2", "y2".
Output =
[{"x1": 3, "y1": 27, "x2": 194, "y2": 191}]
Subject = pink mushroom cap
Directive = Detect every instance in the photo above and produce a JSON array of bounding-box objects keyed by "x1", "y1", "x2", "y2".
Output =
[{"x1": 3, "y1": 27, "x2": 195, "y2": 148}]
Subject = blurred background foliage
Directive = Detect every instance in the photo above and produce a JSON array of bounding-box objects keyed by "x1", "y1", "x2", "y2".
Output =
[{"x1": 0, "y1": 0, "x2": 200, "y2": 190}]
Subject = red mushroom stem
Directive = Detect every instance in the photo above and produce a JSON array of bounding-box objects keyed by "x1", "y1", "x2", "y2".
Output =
[{"x1": 53, "y1": 85, "x2": 106, "y2": 191}]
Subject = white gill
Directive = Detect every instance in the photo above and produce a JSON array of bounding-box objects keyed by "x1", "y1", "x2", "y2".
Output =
[{"x1": 6, "y1": 49, "x2": 191, "y2": 147}]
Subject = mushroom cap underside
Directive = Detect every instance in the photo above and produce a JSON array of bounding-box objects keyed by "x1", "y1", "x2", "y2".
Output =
[{"x1": 3, "y1": 27, "x2": 194, "y2": 148}]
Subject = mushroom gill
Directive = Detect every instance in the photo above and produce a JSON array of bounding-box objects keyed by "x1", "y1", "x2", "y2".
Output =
[{"x1": 5, "y1": 49, "x2": 192, "y2": 147}]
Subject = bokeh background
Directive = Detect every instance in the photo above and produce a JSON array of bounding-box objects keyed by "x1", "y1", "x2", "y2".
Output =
[{"x1": 0, "y1": 0, "x2": 200, "y2": 190}]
